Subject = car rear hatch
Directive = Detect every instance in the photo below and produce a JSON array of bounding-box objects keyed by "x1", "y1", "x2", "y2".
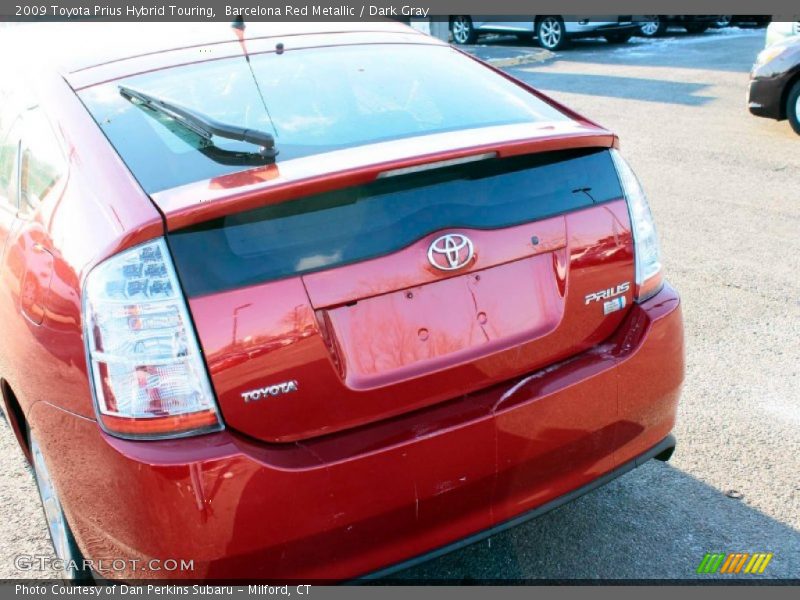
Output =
[{"x1": 158, "y1": 129, "x2": 636, "y2": 443}]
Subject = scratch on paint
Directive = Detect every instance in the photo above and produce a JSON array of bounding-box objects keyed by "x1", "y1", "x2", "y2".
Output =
[
  {"x1": 495, "y1": 362, "x2": 565, "y2": 409},
  {"x1": 188, "y1": 462, "x2": 205, "y2": 513}
]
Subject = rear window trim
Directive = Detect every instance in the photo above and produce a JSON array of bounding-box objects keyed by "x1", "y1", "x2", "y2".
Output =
[{"x1": 68, "y1": 34, "x2": 448, "y2": 88}]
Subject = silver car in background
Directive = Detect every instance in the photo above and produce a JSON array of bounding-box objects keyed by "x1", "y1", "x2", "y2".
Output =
[
  {"x1": 765, "y1": 20, "x2": 800, "y2": 47},
  {"x1": 449, "y1": 16, "x2": 637, "y2": 50}
]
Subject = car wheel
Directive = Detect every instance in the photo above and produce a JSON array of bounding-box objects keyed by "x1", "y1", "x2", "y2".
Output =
[
  {"x1": 604, "y1": 32, "x2": 633, "y2": 44},
  {"x1": 685, "y1": 23, "x2": 709, "y2": 34},
  {"x1": 715, "y1": 16, "x2": 733, "y2": 28},
  {"x1": 537, "y1": 17, "x2": 568, "y2": 51},
  {"x1": 787, "y1": 80, "x2": 800, "y2": 135},
  {"x1": 450, "y1": 16, "x2": 477, "y2": 45},
  {"x1": 30, "y1": 430, "x2": 93, "y2": 582},
  {"x1": 639, "y1": 16, "x2": 667, "y2": 37}
]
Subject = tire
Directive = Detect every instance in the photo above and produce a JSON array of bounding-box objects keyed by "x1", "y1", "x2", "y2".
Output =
[
  {"x1": 536, "y1": 16, "x2": 568, "y2": 51},
  {"x1": 685, "y1": 23, "x2": 709, "y2": 34},
  {"x1": 714, "y1": 16, "x2": 733, "y2": 28},
  {"x1": 450, "y1": 16, "x2": 477, "y2": 45},
  {"x1": 604, "y1": 32, "x2": 633, "y2": 44},
  {"x1": 29, "y1": 429, "x2": 93, "y2": 583},
  {"x1": 639, "y1": 16, "x2": 667, "y2": 37},
  {"x1": 787, "y1": 80, "x2": 800, "y2": 135}
]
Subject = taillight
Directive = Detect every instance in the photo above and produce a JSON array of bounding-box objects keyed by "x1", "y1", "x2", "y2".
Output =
[
  {"x1": 611, "y1": 149, "x2": 664, "y2": 302},
  {"x1": 83, "y1": 238, "x2": 223, "y2": 439}
]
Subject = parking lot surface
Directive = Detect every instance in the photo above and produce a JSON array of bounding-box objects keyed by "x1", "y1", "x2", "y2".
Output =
[{"x1": 1, "y1": 27, "x2": 798, "y2": 581}]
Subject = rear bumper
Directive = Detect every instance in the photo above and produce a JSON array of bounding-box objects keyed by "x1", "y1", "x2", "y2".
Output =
[
  {"x1": 671, "y1": 15, "x2": 719, "y2": 24},
  {"x1": 363, "y1": 433, "x2": 676, "y2": 581},
  {"x1": 30, "y1": 284, "x2": 683, "y2": 581},
  {"x1": 568, "y1": 23, "x2": 638, "y2": 37},
  {"x1": 748, "y1": 75, "x2": 788, "y2": 120}
]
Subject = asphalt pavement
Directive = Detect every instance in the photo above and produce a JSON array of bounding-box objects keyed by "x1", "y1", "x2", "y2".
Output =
[{"x1": 1, "y1": 26, "x2": 798, "y2": 582}]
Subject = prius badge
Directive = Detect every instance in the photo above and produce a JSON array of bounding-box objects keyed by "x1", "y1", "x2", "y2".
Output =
[
  {"x1": 585, "y1": 282, "x2": 630, "y2": 315},
  {"x1": 427, "y1": 233, "x2": 475, "y2": 271},
  {"x1": 241, "y1": 380, "x2": 298, "y2": 403}
]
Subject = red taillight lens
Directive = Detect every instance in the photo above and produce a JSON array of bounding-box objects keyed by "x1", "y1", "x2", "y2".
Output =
[
  {"x1": 100, "y1": 410, "x2": 220, "y2": 436},
  {"x1": 83, "y1": 239, "x2": 223, "y2": 440}
]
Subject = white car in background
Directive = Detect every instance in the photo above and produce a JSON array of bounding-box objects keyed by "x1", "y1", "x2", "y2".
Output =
[
  {"x1": 449, "y1": 16, "x2": 638, "y2": 50},
  {"x1": 765, "y1": 20, "x2": 800, "y2": 47}
]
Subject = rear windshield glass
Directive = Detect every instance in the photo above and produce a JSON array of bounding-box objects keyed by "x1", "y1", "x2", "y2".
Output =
[
  {"x1": 79, "y1": 43, "x2": 570, "y2": 193},
  {"x1": 169, "y1": 149, "x2": 623, "y2": 297}
]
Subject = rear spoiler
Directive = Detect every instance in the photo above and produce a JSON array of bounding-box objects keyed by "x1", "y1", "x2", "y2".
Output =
[{"x1": 150, "y1": 121, "x2": 617, "y2": 231}]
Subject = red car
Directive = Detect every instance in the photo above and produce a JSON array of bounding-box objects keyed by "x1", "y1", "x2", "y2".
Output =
[{"x1": 0, "y1": 22, "x2": 683, "y2": 581}]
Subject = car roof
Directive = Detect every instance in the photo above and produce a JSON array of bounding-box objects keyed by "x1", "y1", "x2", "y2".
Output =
[{"x1": 2, "y1": 21, "x2": 432, "y2": 86}]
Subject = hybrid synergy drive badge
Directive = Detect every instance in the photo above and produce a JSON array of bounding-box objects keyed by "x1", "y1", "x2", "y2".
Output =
[{"x1": 604, "y1": 296, "x2": 627, "y2": 315}]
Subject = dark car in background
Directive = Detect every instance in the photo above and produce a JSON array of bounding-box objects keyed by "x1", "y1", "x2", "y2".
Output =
[
  {"x1": 713, "y1": 16, "x2": 771, "y2": 29},
  {"x1": 748, "y1": 37, "x2": 800, "y2": 134},
  {"x1": 638, "y1": 15, "x2": 722, "y2": 37}
]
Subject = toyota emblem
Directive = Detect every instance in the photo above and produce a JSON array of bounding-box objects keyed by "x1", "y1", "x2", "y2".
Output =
[{"x1": 427, "y1": 234, "x2": 475, "y2": 271}]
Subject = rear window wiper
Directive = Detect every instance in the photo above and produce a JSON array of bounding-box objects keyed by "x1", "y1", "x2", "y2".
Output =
[{"x1": 119, "y1": 85, "x2": 278, "y2": 163}]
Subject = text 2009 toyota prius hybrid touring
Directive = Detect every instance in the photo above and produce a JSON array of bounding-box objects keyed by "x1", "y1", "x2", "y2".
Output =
[{"x1": 0, "y1": 22, "x2": 683, "y2": 581}]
